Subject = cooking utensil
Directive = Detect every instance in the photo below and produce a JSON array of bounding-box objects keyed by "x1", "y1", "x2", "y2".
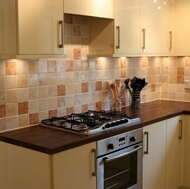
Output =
[{"x1": 109, "y1": 82, "x2": 118, "y2": 101}]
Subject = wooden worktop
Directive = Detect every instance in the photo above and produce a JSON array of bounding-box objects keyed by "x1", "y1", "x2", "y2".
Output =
[{"x1": 0, "y1": 100, "x2": 190, "y2": 154}]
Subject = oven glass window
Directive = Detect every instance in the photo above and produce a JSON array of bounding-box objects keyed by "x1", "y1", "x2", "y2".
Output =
[{"x1": 104, "y1": 152, "x2": 137, "y2": 189}]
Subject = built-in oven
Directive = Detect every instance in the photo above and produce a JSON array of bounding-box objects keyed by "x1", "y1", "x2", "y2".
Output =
[{"x1": 95, "y1": 128, "x2": 142, "y2": 189}]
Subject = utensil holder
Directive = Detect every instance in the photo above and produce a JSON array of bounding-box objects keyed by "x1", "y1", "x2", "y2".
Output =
[{"x1": 131, "y1": 90, "x2": 141, "y2": 108}]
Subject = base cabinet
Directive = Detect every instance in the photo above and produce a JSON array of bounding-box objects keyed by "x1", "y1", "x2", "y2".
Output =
[
  {"x1": 143, "y1": 120, "x2": 167, "y2": 189},
  {"x1": 143, "y1": 116, "x2": 184, "y2": 189},
  {"x1": 183, "y1": 115, "x2": 190, "y2": 188},
  {"x1": 52, "y1": 142, "x2": 96, "y2": 189},
  {"x1": 0, "y1": 142, "x2": 96, "y2": 189},
  {"x1": 0, "y1": 142, "x2": 52, "y2": 189},
  {"x1": 166, "y1": 116, "x2": 184, "y2": 189}
]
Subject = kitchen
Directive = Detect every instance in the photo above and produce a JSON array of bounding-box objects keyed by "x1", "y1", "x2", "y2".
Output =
[{"x1": 0, "y1": 0, "x2": 190, "y2": 189}]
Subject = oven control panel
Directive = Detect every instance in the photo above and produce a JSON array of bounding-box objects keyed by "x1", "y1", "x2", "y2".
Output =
[{"x1": 96, "y1": 128, "x2": 143, "y2": 157}]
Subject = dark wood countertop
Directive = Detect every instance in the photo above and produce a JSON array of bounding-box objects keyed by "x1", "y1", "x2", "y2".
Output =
[{"x1": 1, "y1": 100, "x2": 190, "y2": 154}]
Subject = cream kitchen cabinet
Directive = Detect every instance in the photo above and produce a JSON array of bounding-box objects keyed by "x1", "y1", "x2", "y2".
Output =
[
  {"x1": 64, "y1": 0, "x2": 114, "y2": 57},
  {"x1": 53, "y1": 142, "x2": 96, "y2": 189},
  {"x1": 114, "y1": 0, "x2": 173, "y2": 57},
  {"x1": 183, "y1": 115, "x2": 190, "y2": 188},
  {"x1": 166, "y1": 115, "x2": 184, "y2": 189},
  {"x1": 64, "y1": 0, "x2": 114, "y2": 19},
  {"x1": 0, "y1": 141, "x2": 96, "y2": 189},
  {"x1": 17, "y1": 0, "x2": 64, "y2": 57},
  {"x1": 114, "y1": 0, "x2": 141, "y2": 55},
  {"x1": 141, "y1": 0, "x2": 173, "y2": 55},
  {"x1": 0, "y1": 0, "x2": 16, "y2": 59},
  {"x1": 143, "y1": 116, "x2": 184, "y2": 189},
  {"x1": 0, "y1": 142, "x2": 52, "y2": 189},
  {"x1": 173, "y1": 0, "x2": 190, "y2": 56},
  {"x1": 143, "y1": 120, "x2": 167, "y2": 189}
]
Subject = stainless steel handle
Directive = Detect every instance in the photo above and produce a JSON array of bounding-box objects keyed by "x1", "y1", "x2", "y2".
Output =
[
  {"x1": 92, "y1": 149, "x2": 96, "y2": 177},
  {"x1": 142, "y1": 28, "x2": 146, "y2": 50},
  {"x1": 102, "y1": 145, "x2": 142, "y2": 163},
  {"x1": 116, "y1": 26, "x2": 120, "y2": 49},
  {"x1": 144, "y1": 131, "x2": 149, "y2": 154},
  {"x1": 179, "y1": 120, "x2": 183, "y2": 140},
  {"x1": 58, "y1": 20, "x2": 63, "y2": 48},
  {"x1": 169, "y1": 31, "x2": 172, "y2": 51}
]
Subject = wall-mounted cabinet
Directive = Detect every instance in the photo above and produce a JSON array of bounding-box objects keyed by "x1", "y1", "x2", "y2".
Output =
[
  {"x1": 0, "y1": 0, "x2": 16, "y2": 59},
  {"x1": 88, "y1": 17, "x2": 114, "y2": 56},
  {"x1": 64, "y1": 0, "x2": 114, "y2": 57},
  {"x1": 141, "y1": 0, "x2": 173, "y2": 55},
  {"x1": 64, "y1": 0, "x2": 114, "y2": 19},
  {"x1": 114, "y1": 0, "x2": 141, "y2": 55},
  {"x1": 114, "y1": 0, "x2": 173, "y2": 57},
  {"x1": 173, "y1": 0, "x2": 190, "y2": 56},
  {"x1": 17, "y1": 0, "x2": 64, "y2": 58}
]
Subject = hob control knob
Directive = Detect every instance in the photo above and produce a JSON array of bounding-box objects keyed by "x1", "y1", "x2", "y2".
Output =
[
  {"x1": 107, "y1": 143, "x2": 114, "y2": 150},
  {"x1": 130, "y1": 136, "x2": 136, "y2": 142}
]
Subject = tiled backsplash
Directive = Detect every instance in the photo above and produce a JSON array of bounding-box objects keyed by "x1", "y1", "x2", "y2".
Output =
[{"x1": 0, "y1": 14, "x2": 190, "y2": 132}]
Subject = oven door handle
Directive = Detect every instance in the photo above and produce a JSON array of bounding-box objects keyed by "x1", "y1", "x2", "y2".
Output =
[{"x1": 102, "y1": 145, "x2": 142, "y2": 163}]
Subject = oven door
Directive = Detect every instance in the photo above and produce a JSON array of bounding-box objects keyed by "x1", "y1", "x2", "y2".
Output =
[{"x1": 97, "y1": 143, "x2": 142, "y2": 189}]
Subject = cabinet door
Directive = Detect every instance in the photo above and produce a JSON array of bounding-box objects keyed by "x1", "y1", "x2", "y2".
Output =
[
  {"x1": 183, "y1": 115, "x2": 190, "y2": 187},
  {"x1": 143, "y1": 120, "x2": 167, "y2": 189},
  {"x1": 166, "y1": 116, "x2": 184, "y2": 189},
  {"x1": 53, "y1": 142, "x2": 96, "y2": 189},
  {"x1": 0, "y1": 0, "x2": 16, "y2": 58},
  {"x1": 0, "y1": 143, "x2": 51, "y2": 189},
  {"x1": 64, "y1": 0, "x2": 114, "y2": 19},
  {"x1": 0, "y1": 142, "x2": 6, "y2": 189},
  {"x1": 114, "y1": 0, "x2": 141, "y2": 55},
  {"x1": 173, "y1": 0, "x2": 190, "y2": 56},
  {"x1": 141, "y1": 0, "x2": 173, "y2": 54},
  {"x1": 17, "y1": 0, "x2": 64, "y2": 55}
]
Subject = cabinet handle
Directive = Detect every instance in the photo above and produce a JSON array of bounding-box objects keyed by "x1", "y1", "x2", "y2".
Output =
[
  {"x1": 169, "y1": 31, "x2": 172, "y2": 51},
  {"x1": 142, "y1": 28, "x2": 146, "y2": 50},
  {"x1": 144, "y1": 131, "x2": 149, "y2": 154},
  {"x1": 179, "y1": 120, "x2": 183, "y2": 140},
  {"x1": 116, "y1": 26, "x2": 120, "y2": 49},
  {"x1": 92, "y1": 149, "x2": 96, "y2": 177},
  {"x1": 58, "y1": 20, "x2": 63, "y2": 48}
]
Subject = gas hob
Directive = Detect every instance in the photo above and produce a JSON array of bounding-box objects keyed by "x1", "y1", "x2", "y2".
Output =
[{"x1": 40, "y1": 110, "x2": 141, "y2": 135}]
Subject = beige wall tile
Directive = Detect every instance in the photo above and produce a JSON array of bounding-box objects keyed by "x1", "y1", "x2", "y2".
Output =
[
  {"x1": 0, "y1": 118, "x2": 6, "y2": 131},
  {"x1": 6, "y1": 75, "x2": 17, "y2": 89},
  {"x1": 17, "y1": 75, "x2": 27, "y2": 88},
  {"x1": 6, "y1": 116, "x2": 18, "y2": 130},
  {"x1": 6, "y1": 90, "x2": 17, "y2": 103},
  {"x1": 18, "y1": 114, "x2": 29, "y2": 127},
  {"x1": 0, "y1": 77, "x2": 5, "y2": 90},
  {"x1": 28, "y1": 100, "x2": 39, "y2": 113},
  {"x1": 17, "y1": 88, "x2": 28, "y2": 102},
  {"x1": 6, "y1": 103, "x2": 17, "y2": 116},
  {"x1": 0, "y1": 91, "x2": 6, "y2": 104}
]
